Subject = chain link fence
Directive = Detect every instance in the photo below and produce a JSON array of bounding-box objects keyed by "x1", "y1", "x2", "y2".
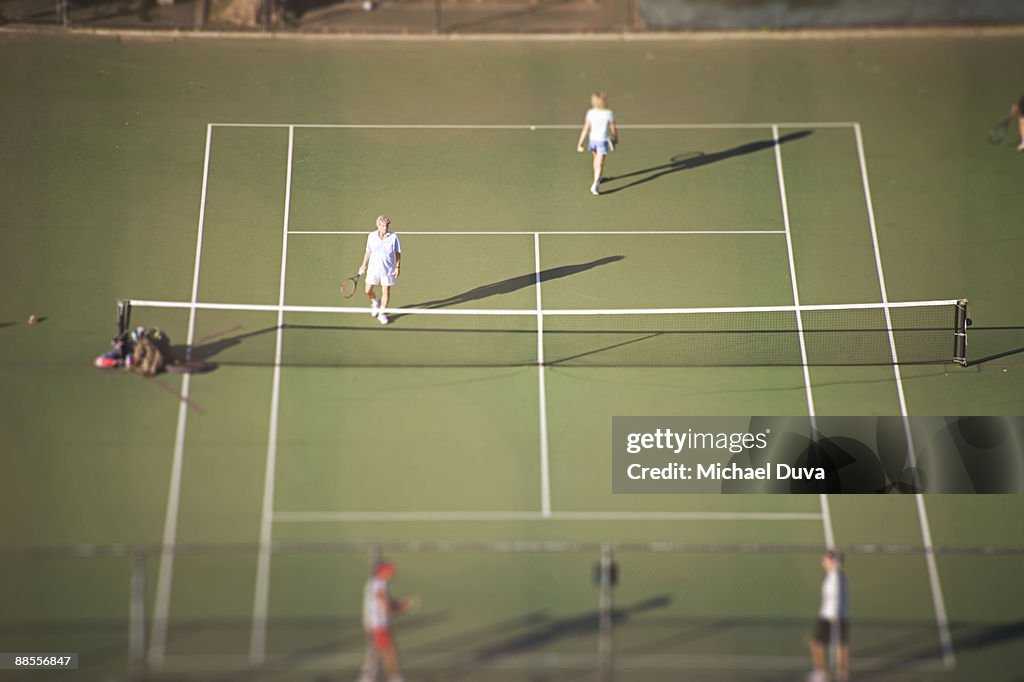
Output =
[
  {"x1": 2, "y1": 541, "x2": 1022, "y2": 680},
  {"x1": 0, "y1": 0, "x2": 640, "y2": 33}
]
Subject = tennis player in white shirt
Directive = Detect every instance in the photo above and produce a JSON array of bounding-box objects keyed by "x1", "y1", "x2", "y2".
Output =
[
  {"x1": 576, "y1": 91, "x2": 618, "y2": 196},
  {"x1": 809, "y1": 550, "x2": 850, "y2": 682},
  {"x1": 359, "y1": 562, "x2": 416, "y2": 682},
  {"x1": 358, "y1": 214, "x2": 402, "y2": 325}
]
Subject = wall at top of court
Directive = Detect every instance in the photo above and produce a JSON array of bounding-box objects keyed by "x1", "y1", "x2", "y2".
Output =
[{"x1": 638, "y1": 0, "x2": 1024, "y2": 30}]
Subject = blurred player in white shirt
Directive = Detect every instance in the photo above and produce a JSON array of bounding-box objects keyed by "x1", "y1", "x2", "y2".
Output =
[
  {"x1": 576, "y1": 91, "x2": 618, "y2": 195},
  {"x1": 358, "y1": 215, "x2": 402, "y2": 325},
  {"x1": 808, "y1": 550, "x2": 850, "y2": 682},
  {"x1": 359, "y1": 562, "x2": 416, "y2": 682}
]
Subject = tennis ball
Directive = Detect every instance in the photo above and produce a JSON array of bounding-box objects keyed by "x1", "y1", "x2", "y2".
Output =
[{"x1": 27, "y1": 315, "x2": 38, "y2": 325}]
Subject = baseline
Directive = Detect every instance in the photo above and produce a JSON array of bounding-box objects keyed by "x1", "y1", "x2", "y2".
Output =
[
  {"x1": 210, "y1": 122, "x2": 858, "y2": 130},
  {"x1": 288, "y1": 229, "x2": 786, "y2": 235},
  {"x1": 273, "y1": 510, "x2": 824, "y2": 522}
]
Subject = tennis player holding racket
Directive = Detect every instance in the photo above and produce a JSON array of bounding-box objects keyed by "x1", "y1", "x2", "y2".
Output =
[
  {"x1": 576, "y1": 91, "x2": 618, "y2": 196},
  {"x1": 358, "y1": 215, "x2": 402, "y2": 325},
  {"x1": 359, "y1": 562, "x2": 418, "y2": 682}
]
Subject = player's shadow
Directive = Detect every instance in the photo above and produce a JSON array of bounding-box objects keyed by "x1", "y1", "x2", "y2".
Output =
[
  {"x1": 600, "y1": 129, "x2": 813, "y2": 195},
  {"x1": 388, "y1": 254, "x2": 625, "y2": 321},
  {"x1": 438, "y1": 595, "x2": 671, "y2": 681}
]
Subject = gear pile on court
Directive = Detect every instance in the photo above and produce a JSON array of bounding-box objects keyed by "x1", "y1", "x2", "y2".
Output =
[{"x1": 94, "y1": 326, "x2": 177, "y2": 376}]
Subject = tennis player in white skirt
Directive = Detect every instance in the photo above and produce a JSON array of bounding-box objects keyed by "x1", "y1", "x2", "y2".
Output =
[{"x1": 576, "y1": 91, "x2": 619, "y2": 195}]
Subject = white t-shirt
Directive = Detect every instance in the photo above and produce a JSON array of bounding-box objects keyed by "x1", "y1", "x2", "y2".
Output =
[
  {"x1": 586, "y1": 108, "x2": 615, "y2": 143},
  {"x1": 363, "y1": 577, "x2": 390, "y2": 630},
  {"x1": 365, "y1": 230, "x2": 402, "y2": 276},
  {"x1": 818, "y1": 569, "x2": 848, "y2": 621}
]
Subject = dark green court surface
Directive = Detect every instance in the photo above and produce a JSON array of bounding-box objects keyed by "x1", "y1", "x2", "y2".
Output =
[{"x1": 1, "y1": 31, "x2": 1023, "y2": 681}]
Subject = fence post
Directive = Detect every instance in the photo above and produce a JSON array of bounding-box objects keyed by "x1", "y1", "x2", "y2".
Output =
[
  {"x1": 56, "y1": 0, "x2": 71, "y2": 26},
  {"x1": 261, "y1": 0, "x2": 273, "y2": 31},
  {"x1": 598, "y1": 543, "x2": 614, "y2": 681},
  {"x1": 129, "y1": 550, "x2": 147, "y2": 679},
  {"x1": 433, "y1": 0, "x2": 441, "y2": 34},
  {"x1": 193, "y1": 0, "x2": 209, "y2": 29}
]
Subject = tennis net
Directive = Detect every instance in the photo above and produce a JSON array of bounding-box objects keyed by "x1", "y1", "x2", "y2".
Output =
[{"x1": 120, "y1": 298, "x2": 969, "y2": 368}]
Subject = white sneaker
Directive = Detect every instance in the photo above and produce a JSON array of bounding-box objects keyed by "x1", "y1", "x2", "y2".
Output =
[
  {"x1": 370, "y1": 299, "x2": 380, "y2": 317},
  {"x1": 590, "y1": 183, "x2": 600, "y2": 196},
  {"x1": 378, "y1": 312, "x2": 389, "y2": 325},
  {"x1": 1017, "y1": 140, "x2": 1024, "y2": 152}
]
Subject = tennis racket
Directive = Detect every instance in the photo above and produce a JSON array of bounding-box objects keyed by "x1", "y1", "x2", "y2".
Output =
[
  {"x1": 988, "y1": 117, "x2": 1010, "y2": 145},
  {"x1": 166, "y1": 360, "x2": 216, "y2": 375},
  {"x1": 340, "y1": 273, "x2": 361, "y2": 299}
]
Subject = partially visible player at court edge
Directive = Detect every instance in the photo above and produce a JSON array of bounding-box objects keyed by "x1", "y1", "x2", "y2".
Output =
[
  {"x1": 1010, "y1": 92, "x2": 1024, "y2": 151},
  {"x1": 359, "y1": 561, "x2": 415, "y2": 682},
  {"x1": 808, "y1": 549, "x2": 850, "y2": 682},
  {"x1": 358, "y1": 214, "x2": 402, "y2": 325},
  {"x1": 576, "y1": 91, "x2": 618, "y2": 195}
]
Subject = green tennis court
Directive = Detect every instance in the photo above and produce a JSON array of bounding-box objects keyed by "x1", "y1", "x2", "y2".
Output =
[{"x1": 1, "y1": 31, "x2": 1023, "y2": 682}]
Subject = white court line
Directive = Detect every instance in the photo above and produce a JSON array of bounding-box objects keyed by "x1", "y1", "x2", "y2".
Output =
[
  {"x1": 771, "y1": 124, "x2": 835, "y2": 551},
  {"x1": 210, "y1": 122, "x2": 858, "y2": 130},
  {"x1": 853, "y1": 123, "x2": 955, "y2": 669},
  {"x1": 287, "y1": 229, "x2": 787, "y2": 235},
  {"x1": 771, "y1": 125, "x2": 816, "y2": 420},
  {"x1": 534, "y1": 233, "x2": 551, "y2": 518},
  {"x1": 818, "y1": 494, "x2": 835, "y2": 549},
  {"x1": 273, "y1": 510, "x2": 824, "y2": 522},
  {"x1": 249, "y1": 125, "x2": 294, "y2": 666},
  {"x1": 148, "y1": 124, "x2": 213, "y2": 666}
]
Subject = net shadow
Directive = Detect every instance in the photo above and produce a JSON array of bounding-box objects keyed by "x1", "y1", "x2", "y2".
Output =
[
  {"x1": 961, "y1": 324, "x2": 1024, "y2": 367},
  {"x1": 168, "y1": 325, "x2": 963, "y2": 369}
]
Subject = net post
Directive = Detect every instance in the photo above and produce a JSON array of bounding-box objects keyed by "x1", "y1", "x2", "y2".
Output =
[
  {"x1": 597, "y1": 543, "x2": 614, "y2": 681},
  {"x1": 117, "y1": 299, "x2": 131, "y2": 336},
  {"x1": 953, "y1": 299, "x2": 969, "y2": 366},
  {"x1": 128, "y1": 549, "x2": 147, "y2": 679}
]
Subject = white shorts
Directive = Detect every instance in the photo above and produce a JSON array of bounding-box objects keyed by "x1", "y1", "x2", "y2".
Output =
[{"x1": 365, "y1": 271, "x2": 397, "y2": 287}]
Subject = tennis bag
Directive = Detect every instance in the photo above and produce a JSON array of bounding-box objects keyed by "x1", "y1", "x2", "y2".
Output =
[{"x1": 131, "y1": 328, "x2": 177, "y2": 376}]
